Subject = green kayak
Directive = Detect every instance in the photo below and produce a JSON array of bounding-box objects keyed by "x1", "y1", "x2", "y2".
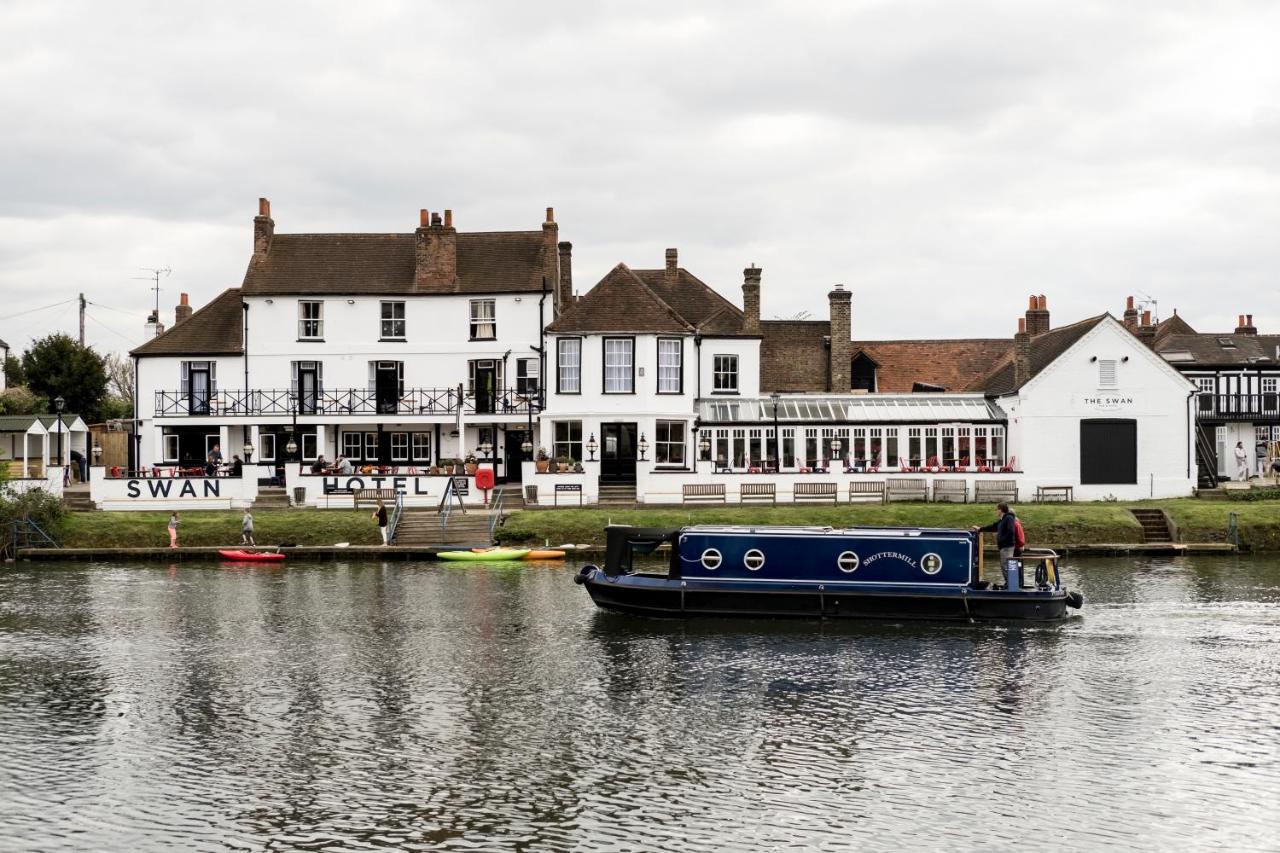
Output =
[{"x1": 436, "y1": 548, "x2": 531, "y2": 561}]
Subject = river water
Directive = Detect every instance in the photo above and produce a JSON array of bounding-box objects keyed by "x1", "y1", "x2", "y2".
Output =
[{"x1": 1, "y1": 555, "x2": 1278, "y2": 852}]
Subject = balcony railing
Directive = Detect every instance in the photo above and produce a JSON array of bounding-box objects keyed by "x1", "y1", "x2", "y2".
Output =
[
  {"x1": 154, "y1": 388, "x2": 544, "y2": 418},
  {"x1": 1196, "y1": 393, "x2": 1280, "y2": 422}
]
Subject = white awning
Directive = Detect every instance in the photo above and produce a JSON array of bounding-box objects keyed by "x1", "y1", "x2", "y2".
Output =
[{"x1": 698, "y1": 394, "x2": 1005, "y2": 424}]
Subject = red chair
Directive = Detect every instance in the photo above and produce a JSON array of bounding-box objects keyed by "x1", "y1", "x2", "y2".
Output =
[{"x1": 1000, "y1": 456, "x2": 1018, "y2": 473}]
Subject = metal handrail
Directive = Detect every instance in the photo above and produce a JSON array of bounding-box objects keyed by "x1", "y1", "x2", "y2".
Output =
[
  {"x1": 388, "y1": 491, "x2": 404, "y2": 544},
  {"x1": 8, "y1": 518, "x2": 59, "y2": 551},
  {"x1": 487, "y1": 486, "x2": 506, "y2": 542}
]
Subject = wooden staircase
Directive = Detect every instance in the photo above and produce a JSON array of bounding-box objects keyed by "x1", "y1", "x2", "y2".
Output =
[
  {"x1": 597, "y1": 481, "x2": 637, "y2": 507},
  {"x1": 392, "y1": 510, "x2": 496, "y2": 548},
  {"x1": 1130, "y1": 508, "x2": 1173, "y2": 543}
]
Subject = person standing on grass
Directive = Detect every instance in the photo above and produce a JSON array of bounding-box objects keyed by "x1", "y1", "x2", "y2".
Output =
[
  {"x1": 373, "y1": 498, "x2": 389, "y2": 545},
  {"x1": 241, "y1": 510, "x2": 255, "y2": 546},
  {"x1": 168, "y1": 512, "x2": 180, "y2": 549}
]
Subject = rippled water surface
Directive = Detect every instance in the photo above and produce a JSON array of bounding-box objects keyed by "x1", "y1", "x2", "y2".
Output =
[{"x1": 2, "y1": 555, "x2": 1279, "y2": 852}]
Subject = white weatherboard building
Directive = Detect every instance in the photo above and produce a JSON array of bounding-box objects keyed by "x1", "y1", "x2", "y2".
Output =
[{"x1": 113, "y1": 200, "x2": 1198, "y2": 511}]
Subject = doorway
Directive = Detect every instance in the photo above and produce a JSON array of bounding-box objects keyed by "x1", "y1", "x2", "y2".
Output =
[
  {"x1": 504, "y1": 430, "x2": 526, "y2": 483},
  {"x1": 601, "y1": 422, "x2": 638, "y2": 482},
  {"x1": 1080, "y1": 419, "x2": 1137, "y2": 485},
  {"x1": 187, "y1": 363, "x2": 211, "y2": 415},
  {"x1": 375, "y1": 362, "x2": 401, "y2": 415},
  {"x1": 297, "y1": 362, "x2": 320, "y2": 414},
  {"x1": 471, "y1": 360, "x2": 498, "y2": 414}
]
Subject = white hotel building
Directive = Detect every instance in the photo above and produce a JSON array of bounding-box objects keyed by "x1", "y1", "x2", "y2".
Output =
[{"x1": 120, "y1": 200, "x2": 1198, "y2": 510}]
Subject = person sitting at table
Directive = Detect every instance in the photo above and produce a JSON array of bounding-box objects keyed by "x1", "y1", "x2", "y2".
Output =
[
  {"x1": 206, "y1": 443, "x2": 223, "y2": 476},
  {"x1": 310, "y1": 454, "x2": 328, "y2": 475},
  {"x1": 337, "y1": 455, "x2": 354, "y2": 474},
  {"x1": 230, "y1": 455, "x2": 244, "y2": 477}
]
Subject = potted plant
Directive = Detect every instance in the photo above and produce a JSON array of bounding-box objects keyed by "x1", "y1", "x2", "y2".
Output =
[
  {"x1": 535, "y1": 447, "x2": 551, "y2": 474},
  {"x1": 573, "y1": 461, "x2": 584, "y2": 473},
  {"x1": 557, "y1": 455, "x2": 573, "y2": 473},
  {"x1": 464, "y1": 453, "x2": 478, "y2": 476}
]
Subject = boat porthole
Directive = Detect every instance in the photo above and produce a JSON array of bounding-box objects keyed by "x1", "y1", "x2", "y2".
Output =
[
  {"x1": 837, "y1": 551, "x2": 859, "y2": 573},
  {"x1": 744, "y1": 549, "x2": 765, "y2": 571},
  {"x1": 922, "y1": 553, "x2": 943, "y2": 575},
  {"x1": 701, "y1": 548, "x2": 722, "y2": 570}
]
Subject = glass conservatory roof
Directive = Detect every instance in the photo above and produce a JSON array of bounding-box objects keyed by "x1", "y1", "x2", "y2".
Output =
[{"x1": 697, "y1": 394, "x2": 1005, "y2": 424}]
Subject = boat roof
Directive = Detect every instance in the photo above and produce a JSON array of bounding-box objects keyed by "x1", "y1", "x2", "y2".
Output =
[{"x1": 682, "y1": 525, "x2": 971, "y2": 537}]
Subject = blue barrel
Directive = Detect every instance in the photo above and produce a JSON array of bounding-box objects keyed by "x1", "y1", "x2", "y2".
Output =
[{"x1": 1005, "y1": 560, "x2": 1022, "y2": 590}]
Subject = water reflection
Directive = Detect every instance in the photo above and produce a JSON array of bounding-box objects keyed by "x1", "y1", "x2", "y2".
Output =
[{"x1": 0, "y1": 556, "x2": 1277, "y2": 851}]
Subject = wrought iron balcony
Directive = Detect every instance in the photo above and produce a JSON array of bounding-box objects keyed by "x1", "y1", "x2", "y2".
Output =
[
  {"x1": 1195, "y1": 393, "x2": 1280, "y2": 422},
  {"x1": 154, "y1": 388, "x2": 544, "y2": 418}
]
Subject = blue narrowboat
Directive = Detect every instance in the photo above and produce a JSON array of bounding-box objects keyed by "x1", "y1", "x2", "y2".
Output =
[{"x1": 574, "y1": 525, "x2": 1083, "y2": 621}]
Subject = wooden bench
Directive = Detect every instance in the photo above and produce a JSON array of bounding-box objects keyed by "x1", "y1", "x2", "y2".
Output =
[
  {"x1": 740, "y1": 482, "x2": 776, "y2": 504},
  {"x1": 793, "y1": 481, "x2": 838, "y2": 504},
  {"x1": 886, "y1": 478, "x2": 928, "y2": 502},
  {"x1": 848, "y1": 481, "x2": 886, "y2": 504},
  {"x1": 1035, "y1": 485, "x2": 1073, "y2": 502},
  {"x1": 975, "y1": 479, "x2": 1018, "y2": 504},
  {"x1": 932, "y1": 480, "x2": 969, "y2": 503},
  {"x1": 354, "y1": 488, "x2": 398, "y2": 508},
  {"x1": 682, "y1": 483, "x2": 726, "y2": 504}
]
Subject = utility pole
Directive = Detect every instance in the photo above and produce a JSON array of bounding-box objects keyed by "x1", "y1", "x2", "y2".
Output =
[{"x1": 79, "y1": 293, "x2": 86, "y2": 346}]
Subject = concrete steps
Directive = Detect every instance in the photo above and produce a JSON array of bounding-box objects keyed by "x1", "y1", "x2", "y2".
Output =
[
  {"x1": 253, "y1": 487, "x2": 292, "y2": 509},
  {"x1": 393, "y1": 510, "x2": 496, "y2": 547},
  {"x1": 62, "y1": 486, "x2": 95, "y2": 512},
  {"x1": 598, "y1": 482, "x2": 636, "y2": 507},
  {"x1": 1130, "y1": 508, "x2": 1173, "y2": 543}
]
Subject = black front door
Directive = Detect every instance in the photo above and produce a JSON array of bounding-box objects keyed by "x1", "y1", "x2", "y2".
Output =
[
  {"x1": 375, "y1": 362, "x2": 400, "y2": 414},
  {"x1": 601, "y1": 422, "x2": 637, "y2": 482},
  {"x1": 472, "y1": 361, "x2": 497, "y2": 414},
  {"x1": 504, "y1": 430, "x2": 526, "y2": 483},
  {"x1": 1080, "y1": 418, "x2": 1137, "y2": 484}
]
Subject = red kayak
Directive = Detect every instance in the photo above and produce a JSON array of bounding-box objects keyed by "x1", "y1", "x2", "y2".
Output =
[{"x1": 218, "y1": 549, "x2": 286, "y2": 563}]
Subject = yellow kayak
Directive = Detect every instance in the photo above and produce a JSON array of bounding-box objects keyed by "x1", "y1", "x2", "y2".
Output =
[{"x1": 438, "y1": 548, "x2": 530, "y2": 561}]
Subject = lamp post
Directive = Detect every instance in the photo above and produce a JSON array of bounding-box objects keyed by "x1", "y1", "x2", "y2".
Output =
[
  {"x1": 243, "y1": 441, "x2": 254, "y2": 464},
  {"x1": 54, "y1": 396, "x2": 65, "y2": 474},
  {"x1": 770, "y1": 392, "x2": 781, "y2": 471},
  {"x1": 638, "y1": 433, "x2": 649, "y2": 462},
  {"x1": 479, "y1": 439, "x2": 493, "y2": 470},
  {"x1": 830, "y1": 437, "x2": 842, "y2": 470},
  {"x1": 586, "y1": 433, "x2": 598, "y2": 462}
]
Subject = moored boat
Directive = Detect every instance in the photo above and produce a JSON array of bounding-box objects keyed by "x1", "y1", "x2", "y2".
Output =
[
  {"x1": 574, "y1": 525, "x2": 1083, "y2": 621},
  {"x1": 437, "y1": 548, "x2": 531, "y2": 561},
  {"x1": 218, "y1": 549, "x2": 286, "y2": 563}
]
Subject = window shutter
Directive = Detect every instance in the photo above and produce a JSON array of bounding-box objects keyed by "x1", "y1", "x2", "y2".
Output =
[
  {"x1": 180, "y1": 362, "x2": 189, "y2": 395},
  {"x1": 1099, "y1": 359, "x2": 1117, "y2": 387},
  {"x1": 209, "y1": 361, "x2": 216, "y2": 393}
]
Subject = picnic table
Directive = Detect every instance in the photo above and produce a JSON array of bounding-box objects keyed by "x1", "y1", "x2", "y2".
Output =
[{"x1": 1035, "y1": 485, "x2": 1074, "y2": 502}]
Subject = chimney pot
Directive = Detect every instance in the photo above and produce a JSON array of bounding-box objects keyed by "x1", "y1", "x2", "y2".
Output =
[
  {"x1": 1018, "y1": 317, "x2": 1026, "y2": 334},
  {"x1": 1141, "y1": 310, "x2": 1151, "y2": 326},
  {"x1": 444, "y1": 209, "x2": 453, "y2": 228},
  {"x1": 1126, "y1": 296, "x2": 1135, "y2": 310},
  {"x1": 420, "y1": 209, "x2": 430, "y2": 228},
  {"x1": 180, "y1": 293, "x2": 189, "y2": 306},
  {"x1": 1039, "y1": 294, "x2": 1047, "y2": 310},
  {"x1": 258, "y1": 197, "x2": 270, "y2": 218},
  {"x1": 1247, "y1": 313, "x2": 1253, "y2": 325},
  {"x1": 1239, "y1": 314, "x2": 1245, "y2": 327},
  {"x1": 431, "y1": 212, "x2": 442, "y2": 226},
  {"x1": 1028, "y1": 295, "x2": 1037, "y2": 309},
  {"x1": 546, "y1": 207, "x2": 554, "y2": 223}
]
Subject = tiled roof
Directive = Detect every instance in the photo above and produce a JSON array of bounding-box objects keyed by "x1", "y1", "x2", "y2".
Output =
[
  {"x1": 132, "y1": 288, "x2": 244, "y2": 356},
  {"x1": 968, "y1": 315, "x2": 1107, "y2": 394},
  {"x1": 0, "y1": 415, "x2": 46, "y2": 432},
  {"x1": 1152, "y1": 313, "x2": 1196, "y2": 343},
  {"x1": 631, "y1": 269, "x2": 747, "y2": 335},
  {"x1": 759, "y1": 321, "x2": 1011, "y2": 394},
  {"x1": 1155, "y1": 332, "x2": 1280, "y2": 367},
  {"x1": 546, "y1": 264, "x2": 692, "y2": 334},
  {"x1": 240, "y1": 231, "x2": 550, "y2": 296},
  {"x1": 760, "y1": 320, "x2": 830, "y2": 392}
]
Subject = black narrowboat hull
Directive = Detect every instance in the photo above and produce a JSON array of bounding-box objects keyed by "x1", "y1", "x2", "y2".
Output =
[{"x1": 576, "y1": 568, "x2": 1071, "y2": 622}]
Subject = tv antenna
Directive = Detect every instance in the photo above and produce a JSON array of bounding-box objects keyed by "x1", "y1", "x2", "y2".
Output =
[
  {"x1": 1135, "y1": 291, "x2": 1160, "y2": 323},
  {"x1": 134, "y1": 266, "x2": 172, "y2": 316}
]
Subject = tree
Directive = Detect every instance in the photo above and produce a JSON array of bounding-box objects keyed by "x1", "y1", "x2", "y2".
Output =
[
  {"x1": 104, "y1": 352, "x2": 135, "y2": 411},
  {"x1": 21, "y1": 334, "x2": 108, "y2": 422},
  {"x1": 3, "y1": 354, "x2": 24, "y2": 387},
  {"x1": 0, "y1": 387, "x2": 46, "y2": 416}
]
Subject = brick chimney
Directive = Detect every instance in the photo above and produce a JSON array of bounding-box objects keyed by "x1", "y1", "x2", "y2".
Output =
[
  {"x1": 174, "y1": 293, "x2": 193, "y2": 326},
  {"x1": 1137, "y1": 309, "x2": 1156, "y2": 347},
  {"x1": 1123, "y1": 295, "x2": 1138, "y2": 329},
  {"x1": 741, "y1": 265, "x2": 761, "y2": 335},
  {"x1": 828, "y1": 284, "x2": 852, "y2": 392},
  {"x1": 1025, "y1": 294, "x2": 1050, "y2": 335},
  {"x1": 557, "y1": 241, "x2": 573, "y2": 314},
  {"x1": 665, "y1": 248, "x2": 678, "y2": 288},
  {"x1": 415, "y1": 208, "x2": 457, "y2": 288},
  {"x1": 253, "y1": 197, "x2": 274, "y2": 262},
  {"x1": 1013, "y1": 317, "x2": 1031, "y2": 387},
  {"x1": 542, "y1": 207, "x2": 560, "y2": 309},
  {"x1": 1235, "y1": 313, "x2": 1258, "y2": 335}
]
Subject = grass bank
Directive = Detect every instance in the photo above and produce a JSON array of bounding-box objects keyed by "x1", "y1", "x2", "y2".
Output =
[
  {"x1": 60, "y1": 510, "x2": 380, "y2": 548},
  {"x1": 497, "y1": 499, "x2": 1280, "y2": 551}
]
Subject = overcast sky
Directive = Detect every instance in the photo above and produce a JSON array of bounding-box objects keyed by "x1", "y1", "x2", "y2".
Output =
[{"x1": 2, "y1": 0, "x2": 1278, "y2": 356}]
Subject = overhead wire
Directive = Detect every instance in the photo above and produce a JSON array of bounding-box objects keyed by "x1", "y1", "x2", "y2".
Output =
[{"x1": 0, "y1": 298, "x2": 76, "y2": 323}]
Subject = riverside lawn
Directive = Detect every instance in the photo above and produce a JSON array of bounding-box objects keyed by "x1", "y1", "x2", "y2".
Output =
[{"x1": 51, "y1": 500, "x2": 1280, "y2": 551}]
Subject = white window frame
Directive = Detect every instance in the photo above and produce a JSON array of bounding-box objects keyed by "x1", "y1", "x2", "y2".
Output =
[
  {"x1": 713, "y1": 354, "x2": 739, "y2": 393},
  {"x1": 259, "y1": 433, "x2": 277, "y2": 462},
  {"x1": 412, "y1": 432, "x2": 431, "y2": 461},
  {"x1": 554, "y1": 420, "x2": 582, "y2": 462},
  {"x1": 1262, "y1": 377, "x2": 1278, "y2": 394},
  {"x1": 1196, "y1": 377, "x2": 1216, "y2": 395},
  {"x1": 603, "y1": 337, "x2": 634, "y2": 394},
  {"x1": 380, "y1": 301, "x2": 406, "y2": 340},
  {"x1": 654, "y1": 420, "x2": 686, "y2": 467},
  {"x1": 469, "y1": 299, "x2": 496, "y2": 340},
  {"x1": 557, "y1": 338, "x2": 581, "y2": 394},
  {"x1": 364, "y1": 432, "x2": 378, "y2": 459},
  {"x1": 516, "y1": 358, "x2": 539, "y2": 396},
  {"x1": 342, "y1": 432, "x2": 363, "y2": 460},
  {"x1": 301, "y1": 432, "x2": 318, "y2": 461},
  {"x1": 163, "y1": 434, "x2": 179, "y2": 462},
  {"x1": 657, "y1": 338, "x2": 683, "y2": 394},
  {"x1": 298, "y1": 300, "x2": 324, "y2": 340},
  {"x1": 390, "y1": 432, "x2": 409, "y2": 462}
]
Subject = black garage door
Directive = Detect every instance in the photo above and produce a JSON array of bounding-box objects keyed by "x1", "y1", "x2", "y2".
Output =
[{"x1": 1080, "y1": 419, "x2": 1137, "y2": 484}]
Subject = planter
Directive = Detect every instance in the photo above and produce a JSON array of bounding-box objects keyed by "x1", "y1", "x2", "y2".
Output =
[
  {"x1": 536, "y1": 459, "x2": 550, "y2": 473},
  {"x1": 557, "y1": 463, "x2": 570, "y2": 473},
  {"x1": 465, "y1": 463, "x2": 478, "y2": 476}
]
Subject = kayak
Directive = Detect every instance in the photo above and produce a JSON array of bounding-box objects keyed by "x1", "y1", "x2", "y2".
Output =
[
  {"x1": 439, "y1": 548, "x2": 530, "y2": 561},
  {"x1": 218, "y1": 549, "x2": 286, "y2": 563},
  {"x1": 523, "y1": 550, "x2": 566, "y2": 560}
]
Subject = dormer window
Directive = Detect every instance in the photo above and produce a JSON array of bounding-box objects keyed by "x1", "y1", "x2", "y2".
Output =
[{"x1": 851, "y1": 352, "x2": 878, "y2": 392}]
